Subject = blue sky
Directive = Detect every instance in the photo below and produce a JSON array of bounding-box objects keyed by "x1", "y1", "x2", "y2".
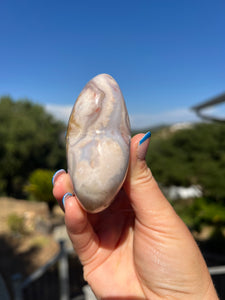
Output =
[{"x1": 0, "y1": 0, "x2": 225, "y2": 129}]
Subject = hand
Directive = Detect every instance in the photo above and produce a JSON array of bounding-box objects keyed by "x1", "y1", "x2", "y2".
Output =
[{"x1": 53, "y1": 133, "x2": 218, "y2": 299}]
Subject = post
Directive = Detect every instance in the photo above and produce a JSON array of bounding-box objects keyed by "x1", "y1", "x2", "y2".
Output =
[
  {"x1": 11, "y1": 273, "x2": 23, "y2": 300},
  {"x1": 58, "y1": 240, "x2": 70, "y2": 300}
]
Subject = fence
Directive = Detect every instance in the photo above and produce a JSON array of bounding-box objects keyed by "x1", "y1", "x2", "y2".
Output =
[
  {"x1": 209, "y1": 265, "x2": 225, "y2": 298},
  {"x1": 11, "y1": 240, "x2": 74, "y2": 300},
  {"x1": 11, "y1": 240, "x2": 225, "y2": 300}
]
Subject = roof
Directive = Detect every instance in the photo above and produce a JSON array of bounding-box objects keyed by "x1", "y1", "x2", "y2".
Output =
[{"x1": 191, "y1": 92, "x2": 225, "y2": 122}]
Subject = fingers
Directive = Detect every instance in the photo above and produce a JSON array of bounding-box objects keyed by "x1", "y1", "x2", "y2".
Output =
[
  {"x1": 124, "y1": 133, "x2": 177, "y2": 227},
  {"x1": 64, "y1": 194, "x2": 99, "y2": 265},
  {"x1": 52, "y1": 170, "x2": 99, "y2": 264},
  {"x1": 52, "y1": 170, "x2": 73, "y2": 209}
]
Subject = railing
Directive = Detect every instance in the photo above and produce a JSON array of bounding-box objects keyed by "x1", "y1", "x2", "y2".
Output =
[
  {"x1": 12, "y1": 240, "x2": 72, "y2": 300},
  {"x1": 209, "y1": 265, "x2": 225, "y2": 275},
  {"x1": 11, "y1": 240, "x2": 225, "y2": 300},
  {"x1": 209, "y1": 266, "x2": 225, "y2": 299}
]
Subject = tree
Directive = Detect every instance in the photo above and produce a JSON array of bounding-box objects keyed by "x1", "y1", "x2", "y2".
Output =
[
  {"x1": 0, "y1": 96, "x2": 67, "y2": 197},
  {"x1": 146, "y1": 123, "x2": 225, "y2": 205},
  {"x1": 143, "y1": 123, "x2": 225, "y2": 230}
]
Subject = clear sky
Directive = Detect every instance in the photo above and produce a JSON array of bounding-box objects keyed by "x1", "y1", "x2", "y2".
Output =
[{"x1": 1, "y1": 0, "x2": 225, "y2": 129}]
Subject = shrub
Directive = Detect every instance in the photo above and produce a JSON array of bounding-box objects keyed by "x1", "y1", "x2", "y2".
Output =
[
  {"x1": 24, "y1": 169, "x2": 56, "y2": 213},
  {"x1": 173, "y1": 197, "x2": 225, "y2": 232}
]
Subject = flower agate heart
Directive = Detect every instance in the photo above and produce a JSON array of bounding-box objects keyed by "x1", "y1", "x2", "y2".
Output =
[{"x1": 66, "y1": 74, "x2": 131, "y2": 213}]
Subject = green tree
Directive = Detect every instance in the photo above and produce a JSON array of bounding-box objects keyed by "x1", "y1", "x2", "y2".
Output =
[
  {"x1": 0, "y1": 96, "x2": 66, "y2": 197},
  {"x1": 143, "y1": 123, "x2": 225, "y2": 230},
  {"x1": 146, "y1": 123, "x2": 225, "y2": 205}
]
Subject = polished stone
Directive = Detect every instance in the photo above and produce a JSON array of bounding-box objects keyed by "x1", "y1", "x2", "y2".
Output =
[{"x1": 66, "y1": 74, "x2": 130, "y2": 213}]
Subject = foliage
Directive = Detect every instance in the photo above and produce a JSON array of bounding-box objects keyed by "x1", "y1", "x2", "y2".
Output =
[
  {"x1": 146, "y1": 123, "x2": 225, "y2": 204},
  {"x1": 0, "y1": 96, "x2": 66, "y2": 197},
  {"x1": 24, "y1": 169, "x2": 56, "y2": 212},
  {"x1": 143, "y1": 123, "x2": 225, "y2": 229},
  {"x1": 7, "y1": 213, "x2": 26, "y2": 235},
  {"x1": 173, "y1": 198, "x2": 225, "y2": 232}
]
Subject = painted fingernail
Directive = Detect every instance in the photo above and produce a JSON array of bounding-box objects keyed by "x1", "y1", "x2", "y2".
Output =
[
  {"x1": 52, "y1": 169, "x2": 66, "y2": 185},
  {"x1": 62, "y1": 192, "x2": 73, "y2": 208},
  {"x1": 137, "y1": 131, "x2": 151, "y2": 160},
  {"x1": 139, "y1": 131, "x2": 151, "y2": 145}
]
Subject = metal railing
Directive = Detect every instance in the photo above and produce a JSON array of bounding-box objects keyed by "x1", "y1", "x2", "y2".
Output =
[
  {"x1": 209, "y1": 265, "x2": 225, "y2": 275},
  {"x1": 11, "y1": 240, "x2": 225, "y2": 300},
  {"x1": 12, "y1": 240, "x2": 72, "y2": 300}
]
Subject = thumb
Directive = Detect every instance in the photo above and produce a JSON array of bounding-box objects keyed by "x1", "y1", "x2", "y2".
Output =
[{"x1": 124, "y1": 133, "x2": 176, "y2": 227}]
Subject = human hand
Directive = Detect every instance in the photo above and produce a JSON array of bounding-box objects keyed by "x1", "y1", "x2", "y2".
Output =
[{"x1": 53, "y1": 133, "x2": 218, "y2": 299}]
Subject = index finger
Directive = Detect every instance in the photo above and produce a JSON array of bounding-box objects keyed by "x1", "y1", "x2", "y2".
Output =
[{"x1": 52, "y1": 170, "x2": 74, "y2": 209}]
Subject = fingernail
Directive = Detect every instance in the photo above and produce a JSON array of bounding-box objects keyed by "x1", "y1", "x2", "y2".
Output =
[
  {"x1": 139, "y1": 131, "x2": 151, "y2": 145},
  {"x1": 62, "y1": 192, "x2": 73, "y2": 208},
  {"x1": 52, "y1": 169, "x2": 66, "y2": 185},
  {"x1": 137, "y1": 131, "x2": 151, "y2": 160}
]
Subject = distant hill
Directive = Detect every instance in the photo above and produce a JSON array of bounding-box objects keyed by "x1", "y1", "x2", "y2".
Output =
[{"x1": 145, "y1": 122, "x2": 225, "y2": 205}]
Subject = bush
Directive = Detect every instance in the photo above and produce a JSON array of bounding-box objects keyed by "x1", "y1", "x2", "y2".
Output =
[
  {"x1": 173, "y1": 197, "x2": 225, "y2": 232},
  {"x1": 24, "y1": 169, "x2": 56, "y2": 213}
]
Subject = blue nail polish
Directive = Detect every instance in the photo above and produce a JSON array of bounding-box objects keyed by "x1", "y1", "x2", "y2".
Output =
[
  {"x1": 139, "y1": 131, "x2": 151, "y2": 145},
  {"x1": 52, "y1": 169, "x2": 66, "y2": 185},
  {"x1": 62, "y1": 192, "x2": 73, "y2": 208}
]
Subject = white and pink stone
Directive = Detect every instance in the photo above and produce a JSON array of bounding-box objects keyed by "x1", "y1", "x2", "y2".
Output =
[{"x1": 66, "y1": 74, "x2": 131, "y2": 213}]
